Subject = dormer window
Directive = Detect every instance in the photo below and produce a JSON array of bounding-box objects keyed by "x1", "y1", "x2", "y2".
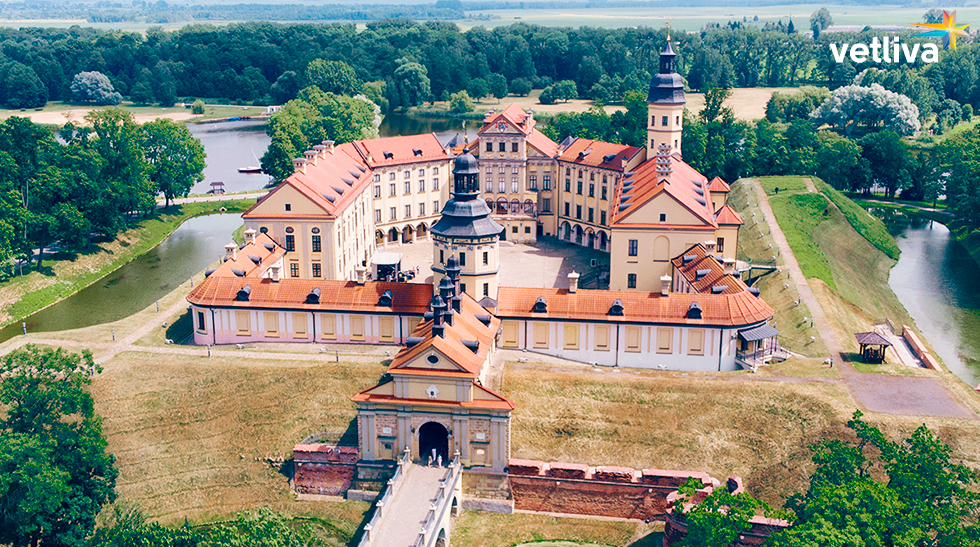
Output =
[
  {"x1": 532, "y1": 297, "x2": 547, "y2": 313},
  {"x1": 609, "y1": 299, "x2": 624, "y2": 316},
  {"x1": 687, "y1": 302, "x2": 702, "y2": 319}
]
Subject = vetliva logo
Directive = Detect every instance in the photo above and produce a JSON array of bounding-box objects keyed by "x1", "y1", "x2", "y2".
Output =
[{"x1": 830, "y1": 10, "x2": 970, "y2": 64}]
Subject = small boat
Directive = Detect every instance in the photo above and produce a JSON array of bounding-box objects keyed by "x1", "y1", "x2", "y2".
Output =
[{"x1": 238, "y1": 166, "x2": 263, "y2": 173}]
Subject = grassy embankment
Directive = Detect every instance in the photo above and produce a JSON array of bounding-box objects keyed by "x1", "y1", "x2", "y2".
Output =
[{"x1": 0, "y1": 199, "x2": 255, "y2": 329}]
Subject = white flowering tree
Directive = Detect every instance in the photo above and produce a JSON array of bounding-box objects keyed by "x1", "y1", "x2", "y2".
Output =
[{"x1": 810, "y1": 83, "x2": 920, "y2": 136}]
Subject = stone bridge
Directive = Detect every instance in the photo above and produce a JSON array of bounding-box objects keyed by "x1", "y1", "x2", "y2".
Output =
[{"x1": 358, "y1": 450, "x2": 462, "y2": 547}]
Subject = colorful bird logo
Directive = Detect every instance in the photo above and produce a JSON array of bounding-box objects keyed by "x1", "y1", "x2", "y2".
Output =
[{"x1": 910, "y1": 10, "x2": 970, "y2": 50}]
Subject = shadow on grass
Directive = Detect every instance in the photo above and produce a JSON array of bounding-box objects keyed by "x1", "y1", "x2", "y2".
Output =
[
  {"x1": 167, "y1": 310, "x2": 194, "y2": 344},
  {"x1": 629, "y1": 532, "x2": 664, "y2": 547}
]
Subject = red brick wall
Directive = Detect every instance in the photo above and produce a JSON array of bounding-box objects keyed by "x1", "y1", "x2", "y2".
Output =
[
  {"x1": 507, "y1": 460, "x2": 712, "y2": 520},
  {"x1": 293, "y1": 444, "x2": 358, "y2": 496}
]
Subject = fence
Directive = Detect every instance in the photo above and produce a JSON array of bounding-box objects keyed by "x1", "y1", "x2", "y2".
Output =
[
  {"x1": 414, "y1": 452, "x2": 462, "y2": 547},
  {"x1": 358, "y1": 448, "x2": 412, "y2": 547}
]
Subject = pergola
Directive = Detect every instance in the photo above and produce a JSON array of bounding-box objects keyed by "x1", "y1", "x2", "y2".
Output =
[{"x1": 854, "y1": 332, "x2": 892, "y2": 364}]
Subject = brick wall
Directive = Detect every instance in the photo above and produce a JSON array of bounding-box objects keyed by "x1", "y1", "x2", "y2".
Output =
[
  {"x1": 293, "y1": 444, "x2": 358, "y2": 496},
  {"x1": 507, "y1": 459, "x2": 713, "y2": 520},
  {"x1": 902, "y1": 325, "x2": 943, "y2": 371},
  {"x1": 462, "y1": 468, "x2": 512, "y2": 500}
]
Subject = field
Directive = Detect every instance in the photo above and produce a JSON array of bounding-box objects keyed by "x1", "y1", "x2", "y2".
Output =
[
  {"x1": 0, "y1": 198, "x2": 255, "y2": 329},
  {"x1": 0, "y1": 101, "x2": 268, "y2": 126}
]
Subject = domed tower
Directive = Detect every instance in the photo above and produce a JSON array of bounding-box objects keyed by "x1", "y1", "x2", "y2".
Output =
[
  {"x1": 647, "y1": 34, "x2": 686, "y2": 156},
  {"x1": 431, "y1": 153, "x2": 503, "y2": 301}
]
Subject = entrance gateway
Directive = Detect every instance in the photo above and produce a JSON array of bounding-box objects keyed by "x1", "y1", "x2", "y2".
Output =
[{"x1": 418, "y1": 421, "x2": 450, "y2": 464}]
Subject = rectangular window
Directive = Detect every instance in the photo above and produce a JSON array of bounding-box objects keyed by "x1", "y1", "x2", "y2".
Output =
[
  {"x1": 390, "y1": 207, "x2": 396, "y2": 220},
  {"x1": 662, "y1": 115, "x2": 668, "y2": 126},
  {"x1": 498, "y1": 142, "x2": 506, "y2": 152},
  {"x1": 403, "y1": 170, "x2": 410, "y2": 179},
  {"x1": 379, "y1": 317, "x2": 394, "y2": 342},
  {"x1": 676, "y1": 116, "x2": 681, "y2": 125},
  {"x1": 419, "y1": 203, "x2": 425, "y2": 216},
  {"x1": 433, "y1": 167, "x2": 439, "y2": 174},
  {"x1": 628, "y1": 239, "x2": 638, "y2": 256},
  {"x1": 628, "y1": 273, "x2": 637, "y2": 288},
  {"x1": 512, "y1": 226, "x2": 518, "y2": 233},
  {"x1": 405, "y1": 204, "x2": 411, "y2": 218},
  {"x1": 290, "y1": 263, "x2": 299, "y2": 278},
  {"x1": 525, "y1": 226, "x2": 531, "y2": 233},
  {"x1": 529, "y1": 175, "x2": 537, "y2": 189},
  {"x1": 483, "y1": 251, "x2": 488, "y2": 265},
  {"x1": 565, "y1": 179, "x2": 571, "y2": 192},
  {"x1": 499, "y1": 167, "x2": 506, "y2": 174},
  {"x1": 374, "y1": 174, "x2": 381, "y2": 182},
  {"x1": 563, "y1": 324, "x2": 580, "y2": 350},
  {"x1": 564, "y1": 202, "x2": 570, "y2": 216},
  {"x1": 375, "y1": 209, "x2": 382, "y2": 222},
  {"x1": 418, "y1": 180, "x2": 425, "y2": 192},
  {"x1": 459, "y1": 253, "x2": 466, "y2": 266},
  {"x1": 601, "y1": 186, "x2": 607, "y2": 200},
  {"x1": 418, "y1": 168, "x2": 425, "y2": 177},
  {"x1": 498, "y1": 180, "x2": 505, "y2": 193},
  {"x1": 285, "y1": 203, "x2": 291, "y2": 211},
  {"x1": 196, "y1": 311, "x2": 206, "y2": 333},
  {"x1": 533, "y1": 323, "x2": 549, "y2": 348},
  {"x1": 578, "y1": 170, "x2": 583, "y2": 179},
  {"x1": 566, "y1": 167, "x2": 571, "y2": 175},
  {"x1": 542, "y1": 198, "x2": 551, "y2": 213},
  {"x1": 374, "y1": 185, "x2": 381, "y2": 198},
  {"x1": 483, "y1": 283, "x2": 489, "y2": 296},
  {"x1": 236, "y1": 311, "x2": 250, "y2": 335},
  {"x1": 588, "y1": 208, "x2": 594, "y2": 223},
  {"x1": 688, "y1": 329, "x2": 705, "y2": 355},
  {"x1": 501, "y1": 320, "x2": 519, "y2": 347},
  {"x1": 486, "y1": 142, "x2": 493, "y2": 152},
  {"x1": 321, "y1": 314, "x2": 336, "y2": 340},
  {"x1": 311, "y1": 235, "x2": 321, "y2": 252},
  {"x1": 388, "y1": 172, "x2": 395, "y2": 181},
  {"x1": 404, "y1": 181, "x2": 411, "y2": 195},
  {"x1": 625, "y1": 326, "x2": 641, "y2": 353},
  {"x1": 433, "y1": 200, "x2": 439, "y2": 212},
  {"x1": 657, "y1": 328, "x2": 673, "y2": 354},
  {"x1": 511, "y1": 142, "x2": 518, "y2": 152},
  {"x1": 350, "y1": 315, "x2": 365, "y2": 341},
  {"x1": 577, "y1": 180, "x2": 583, "y2": 195},
  {"x1": 389, "y1": 183, "x2": 396, "y2": 196},
  {"x1": 486, "y1": 181, "x2": 492, "y2": 193},
  {"x1": 440, "y1": 250, "x2": 444, "y2": 263},
  {"x1": 576, "y1": 205, "x2": 582, "y2": 219},
  {"x1": 264, "y1": 312, "x2": 279, "y2": 337},
  {"x1": 512, "y1": 166, "x2": 519, "y2": 174},
  {"x1": 285, "y1": 234, "x2": 295, "y2": 251},
  {"x1": 589, "y1": 184, "x2": 594, "y2": 197},
  {"x1": 600, "y1": 211, "x2": 606, "y2": 225},
  {"x1": 293, "y1": 313, "x2": 308, "y2": 339},
  {"x1": 595, "y1": 324, "x2": 610, "y2": 351},
  {"x1": 512, "y1": 181, "x2": 519, "y2": 193},
  {"x1": 312, "y1": 263, "x2": 321, "y2": 277},
  {"x1": 717, "y1": 237, "x2": 725, "y2": 253},
  {"x1": 660, "y1": 213, "x2": 666, "y2": 222},
  {"x1": 543, "y1": 175, "x2": 551, "y2": 190},
  {"x1": 433, "y1": 178, "x2": 439, "y2": 190}
]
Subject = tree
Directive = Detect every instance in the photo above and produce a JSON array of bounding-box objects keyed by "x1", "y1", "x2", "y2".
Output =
[
  {"x1": 270, "y1": 71, "x2": 303, "y2": 105},
  {"x1": 810, "y1": 84, "x2": 921, "y2": 136},
  {"x1": 84, "y1": 108, "x2": 154, "y2": 225},
  {"x1": 673, "y1": 477, "x2": 782, "y2": 547},
  {"x1": 466, "y1": 77, "x2": 488, "y2": 103},
  {"x1": 810, "y1": 8, "x2": 833, "y2": 38},
  {"x1": 936, "y1": 128, "x2": 980, "y2": 230},
  {"x1": 553, "y1": 80, "x2": 578, "y2": 103},
  {"x1": 392, "y1": 61, "x2": 430, "y2": 108},
  {"x1": 814, "y1": 133, "x2": 870, "y2": 192},
  {"x1": 860, "y1": 130, "x2": 908, "y2": 197},
  {"x1": 129, "y1": 80, "x2": 154, "y2": 105},
  {"x1": 202, "y1": 509, "x2": 325, "y2": 547},
  {"x1": 0, "y1": 63, "x2": 48, "y2": 109},
  {"x1": 142, "y1": 119, "x2": 206, "y2": 207},
  {"x1": 305, "y1": 59, "x2": 360, "y2": 96},
  {"x1": 510, "y1": 77, "x2": 532, "y2": 97},
  {"x1": 487, "y1": 73, "x2": 507, "y2": 103},
  {"x1": 449, "y1": 90, "x2": 474, "y2": 113},
  {"x1": 699, "y1": 87, "x2": 733, "y2": 123},
  {"x1": 91, "y1": 504, "x2": 200, "y2": 547},
  {"x1": 70, "y1": 71, "x2": 122, "y2": 105},
  {"x1": 0, "y1": 345, "x2": 118, "y2": 547},
  {"x1": 151, "y1": 62, "x2": 177, "y2": 107}
]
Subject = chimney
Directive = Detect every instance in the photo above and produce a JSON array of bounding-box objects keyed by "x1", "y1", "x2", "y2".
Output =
[
  {"x1": 304, "y1": 149, "x2": 317, "y2": 166},
  {"x1": 225, "y1": 242, "x2": 237, "y2": 262},
  {"x1": 723, "y1": 258, "x2": 736, "y2": 274},
  {"x1": 704, "y1": 239, "x2": 717, "y2": 256},
  {"x1": 270, "y1": 263, "x2": 281, "y2": 282},
  {"x1": 354, "y1": 264, "x2": 367, "y2": 286},
  {"x1": 568, "y1": 271, "x2": 580, "y2": 294},
  {"x1": 313, "y1": 144, "x2": 327, "y2": 159},
  {"x1": 438, "y1": 276, "x2": 455, "y2": 303},
  {"x1": 293, "y1": 158, "x2": 306, "y2": 174},
  {"x1": 322, "y1": 140, "x2": 335, "y2": 154},
  {"x1": 431, "y1": 295, "x2": 447, "y2": 337},
  {"x1": 244, "y1": 228, "x2": 256, "y2": 245},
  {"x1": 660, "y1": 275, "x2": 672, "y2": 297}
]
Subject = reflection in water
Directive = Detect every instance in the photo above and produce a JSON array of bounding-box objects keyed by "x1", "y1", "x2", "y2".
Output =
[
  {"x1": 0, "y1": 214, "x2": 243, "y2": 342},
  {"x1": 882, "y1": 209, "x2": 980, "y2": 387}
]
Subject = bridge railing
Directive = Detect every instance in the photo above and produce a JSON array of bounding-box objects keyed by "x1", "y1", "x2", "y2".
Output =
[
  {"x1": 414, "y1": 451, "x2": 462, "y2": 547},
  {"x1": 358, "y1": 447, "x2": 412, "y2": 547}
]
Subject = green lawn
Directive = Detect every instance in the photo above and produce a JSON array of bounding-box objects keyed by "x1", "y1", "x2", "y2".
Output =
[
  {"x1": 769, "y1": 192, "x2": 837, "y2": 290},
  {"x1": 759, "y1": 175, "x2": 809, "y2": 196},
  {"x1": 816, "y1": 180, "x2": 901, "y2": 260}
]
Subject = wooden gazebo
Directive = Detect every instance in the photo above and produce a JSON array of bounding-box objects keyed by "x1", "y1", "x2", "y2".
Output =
[{"x1": 855, "y1": 332, "x2": 891, "y2": 364}]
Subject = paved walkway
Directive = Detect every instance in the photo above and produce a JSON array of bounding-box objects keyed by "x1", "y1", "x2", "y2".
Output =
[
  {"x1": 370, "y1": 465, "x2": 447, "y2": 547},
  {"x1": 157, "y1": 190, "x2": 268, "y2": 207},
  {"x1": 750, "y1": 178, "x2": 974, "y2": 419}
]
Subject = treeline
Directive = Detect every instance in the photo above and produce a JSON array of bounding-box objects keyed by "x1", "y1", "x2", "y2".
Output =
[
  {"x1": 0, "y1": 112, "x2": 204, "y2": 271},
  {"x1": 0, "y1": 20, "x2": 976, "y2": 111}
]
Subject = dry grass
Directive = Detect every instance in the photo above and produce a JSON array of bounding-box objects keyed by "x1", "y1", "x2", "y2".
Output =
[
  {"x1": 450, "y1": 511, "x2": 641, "y2": 547},
  {"x1": 89, "y1": 350, "x2": 383, "y2": 529},
  {"x1": 685, "y1": 88, "x2": 796, "y2": 121}
]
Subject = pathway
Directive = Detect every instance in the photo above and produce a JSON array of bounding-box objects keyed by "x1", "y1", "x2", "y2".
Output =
[
  {"x1": 750, "y1": 178, "x2": 975, "y2": 419},
  {"x1": 369, "y1": 465, "x2": 447, "y2": 547},
  {"x1": 157, "y1": 190, "x2": 268, "y2": 207}
]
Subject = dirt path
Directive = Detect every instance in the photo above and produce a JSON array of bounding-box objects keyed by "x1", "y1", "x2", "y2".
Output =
[{"x1": 750, "y1": 178, "x2": 975, "y2": 419}]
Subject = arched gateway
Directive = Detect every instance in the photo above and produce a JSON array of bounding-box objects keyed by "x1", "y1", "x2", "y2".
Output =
[{"x1": 419, "y1": 421, "x2": 450, "y2": 464}]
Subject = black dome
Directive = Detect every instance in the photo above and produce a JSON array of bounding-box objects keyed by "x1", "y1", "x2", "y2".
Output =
[{"x1": 453, "y1": 153, "x2": 479, "y2": 175}]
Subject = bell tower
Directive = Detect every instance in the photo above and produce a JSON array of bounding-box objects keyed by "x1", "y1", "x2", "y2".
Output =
[
  {"x1": 430, "y1": 153, "x2": 503, "y2": 301},
  {"x1": 647, "y1": 31, "x2": 686, "y2": 157}
]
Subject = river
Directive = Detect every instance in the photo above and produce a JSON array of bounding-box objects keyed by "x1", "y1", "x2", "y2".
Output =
[{"x1": 874, "y1": 208, "x2": 980, "y2": 387}]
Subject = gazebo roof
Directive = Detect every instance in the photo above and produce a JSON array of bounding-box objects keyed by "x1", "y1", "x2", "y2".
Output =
[{"x1": 855, "y1": 332, "x2": 892, "y2": 346}]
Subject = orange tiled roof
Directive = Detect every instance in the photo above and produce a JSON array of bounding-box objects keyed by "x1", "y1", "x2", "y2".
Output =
[
  {"x1": 558, "y1": 138, "x2": 641, "y2": 171},
  {"x1": 670, "y1": 243, "x2": 746, "y2": 295},
  {"x1": 480, "y1": 103, "x2": 536, "y2": 135},
  {"x1": 526, "y1": 129, "x2": 560, "y2": 157},
  {"x1": 209, "y1": 233, "x2": 286, "y2": 279},
  {"x1": 351, "y1": 134, "x2": 450, "y2": 168},
  {"x1": 708, "y1": 176, "x2": 731, "y2": 193},
  {"x1": 186, "y1": 277, "x2": 433, "y2": 315},
  {"x1": 350, "y1": 384, "x2": 514, "y2": 410},
  {"x1": 495, "y1": 286, "x2": 773, "y2": 327},
  {"x1": 714, "y1": 204, "x2": 743, "y2": 225},
  {"x1": 612, "y1": 153, "x2": 716, "y2": 227},
  {"x1": 244, "y1": 142, "x2": 370, "y2": 220}
]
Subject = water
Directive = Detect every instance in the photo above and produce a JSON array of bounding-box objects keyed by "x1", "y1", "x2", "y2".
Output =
[
  {"x1": 0, "y1": 214, "x2": 243, "y2": 342},
  {"x1": 876, "y1": 208, "x2": 980, "y2": 387},
  {"x1": 186, "y1": 120, "x2": 273, "y2": 194}
]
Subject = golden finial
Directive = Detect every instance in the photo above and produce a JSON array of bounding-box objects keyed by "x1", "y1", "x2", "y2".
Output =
[{"x1": 666, "y1": 19, "x2": 671, "y2": 41}]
